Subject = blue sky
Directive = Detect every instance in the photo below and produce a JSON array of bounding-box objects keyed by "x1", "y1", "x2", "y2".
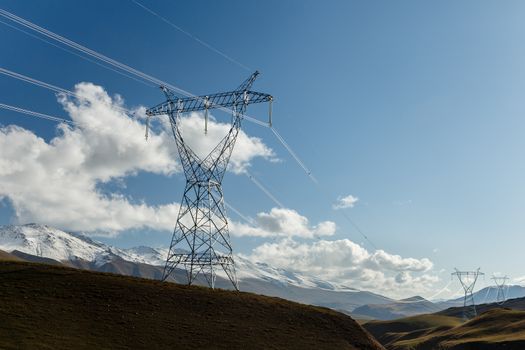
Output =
[{"x1": 1, "y1": 0, "x2": 525, "y2": 298}]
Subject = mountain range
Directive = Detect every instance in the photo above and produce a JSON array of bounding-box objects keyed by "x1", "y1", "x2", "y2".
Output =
[
  {"x1": 353, "y1": 285, "x2": 525, "y2": 320},
  {"x1": 3, "y1": 223, "x2": 524, "y2": 320},
  {"x1": 0, "y1": 223, "x2": 394, "y2": 314}
]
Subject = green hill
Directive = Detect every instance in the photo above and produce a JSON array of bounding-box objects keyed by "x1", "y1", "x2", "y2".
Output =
[{"x1": 0, "y1": 261, "x2": 384, "y2": 350}]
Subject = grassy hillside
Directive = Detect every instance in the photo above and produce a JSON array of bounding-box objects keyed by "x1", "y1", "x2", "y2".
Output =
[
  {"x1": 438, "y1": 297, "x2": 525, "y2": 318},
  {"x1": 0, "y1": 249, "x2": 22, "y2": 261},
  {"x1": 364, "y1": 314, "x2": 463, "y2": 348},
  {"x1": 365, "y1": 308, "x2": 525, "y2": 349},
  {"x1": 0, "y1": 261, "x2": 384, "y2": 350}
]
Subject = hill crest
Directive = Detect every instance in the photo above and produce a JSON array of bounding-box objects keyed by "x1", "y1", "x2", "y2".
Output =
[{"x1": 0, "y1": 260, "x2": 384, "y2": 350}]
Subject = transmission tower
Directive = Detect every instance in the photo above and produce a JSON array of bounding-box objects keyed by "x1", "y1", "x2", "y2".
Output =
[
  {"x1": 491, "y1": 275, "x2": 509, "y2": 305},
  {"x1": 146, "y1": 72, "x2": 273, "y2": 290},
  {"x1": 452, "y1": 268, "x2": 484, "y2": 319}
]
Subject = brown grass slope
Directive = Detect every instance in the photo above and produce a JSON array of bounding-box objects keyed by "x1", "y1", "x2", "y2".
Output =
[
  {"x1": 0, "y1": 249, "x2": 22, "y2": 261},
  {"x1": 364, "y1": 314, "x2": 462, "y2": 348},
  {"x1": 438, "y1": 297, "x2": 525, "y2": 318},
  {"x1": 0, "y1": 261, "x2": 385, "y2": 350},
  {"x1": 9, "y1": 250, "x2": 64, "y2": 265},
  {"x1": 364, "y1": 309, "x2": 525, "y2": 349}
]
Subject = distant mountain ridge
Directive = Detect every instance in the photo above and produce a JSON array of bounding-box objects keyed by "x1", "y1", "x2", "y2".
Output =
[
  {"x1": 0, "y1": 223, "x2": 394, "y2": 313},
  {"x1": 351, "y1": 286, "x2": 525, "y2": 320},
  {"x1": 442, "y1": 285, "x2": 525, "y2": 307},
  {"x1": 352, "y1": 295, "x2": 443, "y2": 320},
  {"x1": 5, "y1": 223, "x2": 520, "y2": 319}
]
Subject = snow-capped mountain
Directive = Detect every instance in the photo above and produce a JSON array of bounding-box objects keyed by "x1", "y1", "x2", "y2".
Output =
[
  {"x1": 234, "y1": 257, "x2": 360, "y2": 292},
  {"x1": 0, "y1": 223, "x2": 361, "y2": 292},
  {"x1": 5, "y1": 222, "x2": 514, "y2": 319},
  {"x1": 0, "y1": 223, "x2": 394, "y2": 312},
  {"x1": 0, "y1": 223, "x2": 167, "y2": 267},
  {"x1": 120, "y1": 245, "x2": 168, "y2": 267},
  {"x1": 0, "y1": 223, "x2": 113, "y2": 263}
]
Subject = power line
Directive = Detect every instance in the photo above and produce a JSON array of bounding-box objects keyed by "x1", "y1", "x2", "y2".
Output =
[
  {"x1": 338, "y1": 210, "x2": 377, "y2": 250},
  {"x1": 0, "y1": 19, "x2": 155, "y2": 88},
  {"x1": 0, "y1": 102, "x2": 129, "y2": 134},
  {"x1": 0, "y1": 67, "x2": 134, "y2": 115},
  {"x1": 224, "y1": 201, "x2": 255, "y2": 225},
  {"x1": 0, "y1": 103, "x2": 77, "y2": 125},
  {"x1": 0, "y1": 9, "x2": 171, "y2": 88},
  {"x1": 0, "y1": 67, "x2": 72, "y2": 96},
  {"x1": 245, "y1": 171, "x2": 284, "y2": 208},
  {"x1": 130, "y1": 0, "x2": 252, "y2": 72},
  {"x1": 0, "y1": 9, "x2": 275, "y2": 126},
  {"x1": 270, "y1": 127, "x2": 316, "y2": 182}
]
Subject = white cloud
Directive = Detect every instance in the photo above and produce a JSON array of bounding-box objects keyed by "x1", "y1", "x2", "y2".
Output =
[
  {"x1": 230, "y1": 207, "x2": 336, "y2": 239},
  {"x1": 367, "y1": 249, "x2": 433, "y2": 272},
  {"x1": 243, "y1": 238, "x2": 437, "y2": 298},
  {"x1": 513, "y1": 276, "x2": 525, "y2": 285},
  {"x1": 333, "y1": 194, "x2": 359, "y2": 209},
  {"x1": 0, "y1": 83, "x2": 274, "y2": 234}
]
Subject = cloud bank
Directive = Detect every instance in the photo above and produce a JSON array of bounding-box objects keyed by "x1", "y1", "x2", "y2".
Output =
[{"x1": 243, "y1": 238, "x2": 437, "y2": 297}]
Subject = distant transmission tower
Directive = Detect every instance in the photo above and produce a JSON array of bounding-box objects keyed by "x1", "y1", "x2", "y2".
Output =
[
  {"x1": 146, "y1": 72, "x2": 273, "y2": 290},
  {"x1": 491, "y1": 275, "x2": 509, "y2": 305},
  {"x1": 452, "y1": 268, "x2": 484, "y2": 319}
]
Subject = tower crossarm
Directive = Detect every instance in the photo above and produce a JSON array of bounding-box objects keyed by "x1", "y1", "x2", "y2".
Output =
[
  {"x1": 491, "y1": 276, "x2": 509, "y2": 287},
  {"x1": 492, "y1": 275, "x2": 510, "y2": 304},
  {"x1": 145, "y1": 90, "x2": 272, "y2": 116},
  {"x1": 452, "y1": 269, "x2": 485, "y2": 293}
]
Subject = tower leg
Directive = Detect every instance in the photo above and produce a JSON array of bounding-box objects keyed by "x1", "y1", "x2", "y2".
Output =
[{"x1": 162, "y1": 178, "x2": 238, "y2": 290}]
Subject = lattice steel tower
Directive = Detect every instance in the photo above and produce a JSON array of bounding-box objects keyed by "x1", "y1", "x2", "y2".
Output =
[
  {"x1": 492, "y1": 275, "x2": 509, "y2": 305},
  {"x1": 452, "y1": 268, "x2": 484, "y2": 319},
  {"x1": 146, "y1": 72, "x2": 272, "y2": 290}
]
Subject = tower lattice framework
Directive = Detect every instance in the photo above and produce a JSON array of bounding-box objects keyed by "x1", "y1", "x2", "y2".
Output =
[
  {"x1": 452, "y1": 268, "x2": 484, "y2": 319},
  {"x1": 492, "y1": 275, "x2": 509, "y2": 305},
  {"x1": 146, "y1": 72, "x2": 272, "y2": 290}
]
